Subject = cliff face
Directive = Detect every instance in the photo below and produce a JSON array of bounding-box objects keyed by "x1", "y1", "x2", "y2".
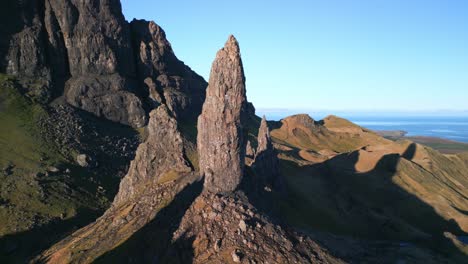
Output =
[
  {"x1": 197, "y1": 35, "x2": 248, "y2": 193},
  {"x1": 0, "y1": 0, "x2": 206, "y2": 127},
  {"x1": 130, "y1": 20, "x2": 206, "y2": 120},
  {"x1": 112, "y1": 105, "x2": 192, "y2": 206}
]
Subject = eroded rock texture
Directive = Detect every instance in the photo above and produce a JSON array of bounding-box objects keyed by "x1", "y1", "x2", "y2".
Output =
[
  {"x1": 36, "y1": 105, "x2": 197, "y2": 263},
  {"x1": 252, "y1": 116, "x2": 282, "y2": 190},
  {"x1": 113, "y1": 105, "x2": 192, "y2": 206},
  {"x1": 1, "y1": 0, "x2": 208, "y2": 127},
  {"x1": 197, "y1": 35, "x2": 247, "y2": 193},
  {"x1": 1, "y1": 0, "x2": 145, "y2": 126},
  {"x1": 130, "y1": 20, "x2": 206, "y2": 119}
]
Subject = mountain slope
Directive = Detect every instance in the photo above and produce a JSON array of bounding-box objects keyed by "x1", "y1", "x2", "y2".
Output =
[{"x1": 272, "y1": 114, "x2": 468, "y2": 261}]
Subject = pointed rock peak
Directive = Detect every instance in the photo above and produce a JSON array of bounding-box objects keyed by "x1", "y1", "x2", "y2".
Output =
[
  {"x1": 257, "y1": 116, "x2": 272, "y2": 152},
  {"x1": 246, "y1": 140, "x2": 256, "y2": 158},
  {"x1": 197, "y1": 36, "x2": 248, "y2": 194},
  {"x1": 224, "y1": 34, "x2": 240, "y2": 54},
  {"x1": 253, "y1": 115, "x2": 283, "y2": 191},
  {"x1": 260, "y1": 116, "x2": 270, "y2": 136}
]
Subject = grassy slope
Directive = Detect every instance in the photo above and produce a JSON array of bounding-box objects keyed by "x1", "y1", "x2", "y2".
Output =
[
  {"x1": 405, "y1": 136, "x2": 468, "y2": 154},
  {"x1": 0, "y1": 75, "x2": 108, "y2": 263},
  {"x1": 271, "y1": 114, "x2": 468, "y2": 261}
]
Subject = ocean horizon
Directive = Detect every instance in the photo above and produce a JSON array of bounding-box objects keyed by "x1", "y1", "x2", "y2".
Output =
[{"x1": 256, "y1": 110, "x2": 468, "y2": 143}]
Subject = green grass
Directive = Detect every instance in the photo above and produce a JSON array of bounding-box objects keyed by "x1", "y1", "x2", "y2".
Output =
[
  {"x1": 0, "y1": 75, "x2": 61, "y2": 170},
  {"x1": 0, "y1": 74, "x2": 110, "y2": 262}
]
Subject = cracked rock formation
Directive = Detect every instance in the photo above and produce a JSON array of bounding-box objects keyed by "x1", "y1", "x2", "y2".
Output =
[
  {"x1": 36, "y1": 105, "x2": 196, "y2": 263},
  {"x1": 252, "y1": 116, "x2": 282, "y2": 190},
  {"x1": 113, "y1": 104, "x2": 192, "y2": 206},
  {"x1": 1, "y1": 0, "x2": 207, "y2": 128},
  {"x1": 1, "y1": 0, "x2": 146, "y2": 127},
  {"x1": 130, "y1": 19, "x2": 207, "y2": 120},
  {"x1": 197, "y1": 35, "x2": 247, "y2": 193}
]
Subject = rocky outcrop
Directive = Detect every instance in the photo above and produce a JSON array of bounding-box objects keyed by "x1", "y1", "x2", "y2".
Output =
[
  {"x1": 1, "y1": 0, "x2": 208, "y2": 127},
  {"x1": 113, "y1": 104, "x2": 192, "y2": 205},
  {"x1": 130, "y1": 20, "x2": 206, "y2": 119},
  {"x1": 64, "y1": 74, "x2": 146, "y2": 127},
  {"x1": 36, "y1": 105, "x2": 197, "y2": 263},
  {"x1": 197, "y1": 35, "x2": 247, "y2": 193},
  {"x1": 164, "y1": 192, "x2": 343, "y2": 263},
  {"x1": 252, "y1": 116, "x2": 282, "y2": 190},
  {"x1": 1, "y1": 0, "x2": 145, "y2": 126},
  {"x1": 246, "y1": 140, "x2": 255, "y2": 158}
]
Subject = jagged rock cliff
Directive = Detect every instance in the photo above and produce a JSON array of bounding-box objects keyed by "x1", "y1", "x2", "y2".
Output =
[
  {"x1": 130, "y1": 19, "x2": 206, "y2": 120},
  {"x1": 197, "y1": 35, "x2": 248, "y2": 193},
  {"x1": 0, "y1": 0, "x2": 206, "y2": 127},
  {"x1": 36, "y1": 105, "x2": 198, "y2": 263},
  {"x1": 112, "y1": 105, "x2": 192, "y2": 206}
]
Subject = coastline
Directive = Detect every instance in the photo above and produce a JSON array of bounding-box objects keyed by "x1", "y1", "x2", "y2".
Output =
[{"x1": 375, "y1": 130, "x2": 468, "y2": 154}]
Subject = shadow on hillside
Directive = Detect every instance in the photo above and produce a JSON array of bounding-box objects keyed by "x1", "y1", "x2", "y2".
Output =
[
  {"x1": 281, "y1": 142, "x2": 467, "y2": 259},
  {"x1": 0, "y1": 208, "x2": 101, "y2": 264},
  {"x1": 95, "y1": 179, "x2": 203, "y2": 264},
  {"x1": 0, "y1": 0, "x2": 24, "y2": 70}
]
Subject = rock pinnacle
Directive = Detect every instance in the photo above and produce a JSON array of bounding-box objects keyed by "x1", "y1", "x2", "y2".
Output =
[{"x1": 197, "y1": 35, "x2": 247, "y2": 193}]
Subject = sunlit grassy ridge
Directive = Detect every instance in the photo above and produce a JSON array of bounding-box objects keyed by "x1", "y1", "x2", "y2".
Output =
[{"x1": 270, "y1": 114, "x2": 468, "y2": 261}]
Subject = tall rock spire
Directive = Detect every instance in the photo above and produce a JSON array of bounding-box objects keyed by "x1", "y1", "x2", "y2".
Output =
[
  {"x1": 253, "y1": 116, "x2": 282, "y2": 190},
  {"x1": 197, "y1": 35, "x2": 247, "y2": 193}
]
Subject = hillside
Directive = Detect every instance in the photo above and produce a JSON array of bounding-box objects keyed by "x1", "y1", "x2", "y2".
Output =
[
  {"x1": 0, "y1": 0, "x2": 467, "y2": 263},
  {"x1": 271, "y1": 114, "x2": 468, "y2": 261}
]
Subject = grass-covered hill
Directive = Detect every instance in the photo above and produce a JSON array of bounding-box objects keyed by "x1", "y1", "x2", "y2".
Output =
[
  {"x1": 271, "y1": 113, "x2": 468, "y2": 262},
  {"x1": 0, "y1": 75, "x2": 141, "y2": 263}
]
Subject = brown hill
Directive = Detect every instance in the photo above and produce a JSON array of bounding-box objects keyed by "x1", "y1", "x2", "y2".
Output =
[{"x1": 271, "y1": 114, "x2": 468, "y2": 261}]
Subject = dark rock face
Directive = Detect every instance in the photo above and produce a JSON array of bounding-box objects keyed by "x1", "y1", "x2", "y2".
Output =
[
  {"x1": 197, "y1": 35, "x2": 247, "y2": 193},
  {"x1": 1, "y1": 0, "x2": 146, "y2": 127},
  {"x1": 64, "y1": 74, "x2": 146, "y2": 127},
  {"x1": 130, "y1": 19, "x2": 207, "y2": 120},
  {"x1": 1, "y1": 0, "x2": 208, "y2": 127},
  {"x1": 49, "y1": 0, "x2": 146, "y2": 127},
  {"x1": 252, "y1": 116, "x2": 282, "y2": 190},
  {"x1": 113, "y1": 105, "x2": 192, "y2": 205}
]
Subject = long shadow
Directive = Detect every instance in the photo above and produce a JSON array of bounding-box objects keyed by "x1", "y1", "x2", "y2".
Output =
[
  {"x1": 95, "y1": 179, "x2": 203, "y2": 264},
  {"x1": 0, "y1": 208, "x2": 101, "y2": 264},
  {"x1": 0, "y1": 0, "x2": 25, "y2": 71},
  {"x1": 274, "y1": 143, "x2": 467, "y2": 260}
]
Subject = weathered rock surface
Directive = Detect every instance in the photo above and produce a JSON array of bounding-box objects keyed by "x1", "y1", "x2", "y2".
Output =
[
  {"x1": 36, "y1": 105, "x2": 196, "y2": 263},
  {"x1": 168, "y1": 192, "x2": 343, "y2": 264},
  {"x1": 1, "y1": 0, "x2": 208, "y2": 127},
  {"x1": 76, "y1": 154, "x2": 96, "y2": 168},
  {"x1": 197, "y1": 35, "x2": 248, "y2": 193},
  {"x1": 246, "y1": 140, "x2": 255, "y2": 158},
  {"x1": 252, "y1": 116, "x2": 282, "y2": 190},
  {"x1": 130, "y1": 19, "x2": 206, "y2": 119},
  {"x1": 113, "y1": 105, "x2": 192, "y2": 205},
  {"x1": 0, "y1": 0, "x2": 145, "y2": 126},
  {"x1": 64, "y1": 75, "x2": 146, "y2": 127}
]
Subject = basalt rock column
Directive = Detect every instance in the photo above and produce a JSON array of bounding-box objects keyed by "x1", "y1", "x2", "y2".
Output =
[
  {"x1": 197, "y1": 35, "x2": 247, "y2": 193},
  {"x1": 253, "y1": 116, "x2": 282, "y2": 189}
]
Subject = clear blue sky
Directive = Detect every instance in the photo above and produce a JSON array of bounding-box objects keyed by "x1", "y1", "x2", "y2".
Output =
[{"x1": 121, "y1": 0, "x2": 468, "y2": 112}]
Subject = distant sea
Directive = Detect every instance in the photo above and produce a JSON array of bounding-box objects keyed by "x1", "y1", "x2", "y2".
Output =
[{"x1": 256, "y1": 110, "x2": 468, "y2": 143}]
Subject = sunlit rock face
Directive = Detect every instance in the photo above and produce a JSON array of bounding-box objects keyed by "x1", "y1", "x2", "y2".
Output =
[{"x1": 197, "y1": 35, "x2": 248, "y2": 193}]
